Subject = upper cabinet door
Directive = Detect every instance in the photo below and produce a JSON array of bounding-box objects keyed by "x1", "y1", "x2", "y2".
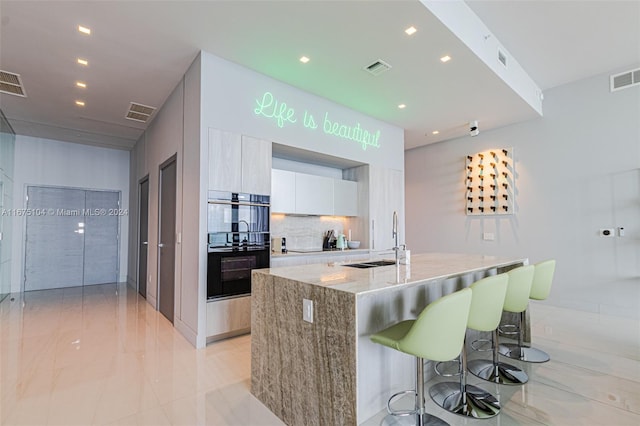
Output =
[
  {"x1": 271, "y1": 169, "x2": 296, "y2": 214},
  {"x1": 241, "y1": 135, "x2": 272, "y2": 196},
  {"x1": 208, "y1": 128, "x2": 241, "y2": 192},
  {"x1": 295, "y1": 173, "x2": 333, "y2": 215},
  {"x1": 333, "y1": 179, "x2": 358, "y2": 216}
]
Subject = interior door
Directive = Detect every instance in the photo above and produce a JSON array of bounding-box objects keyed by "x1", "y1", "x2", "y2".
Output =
[
  {"x1": 158, "y1": 158, "x2": 177, "y2": 323},
  {"x1": 24, "y1": 187, "x2": 86, "y2": 290},
  {"x1": 83, "y1": 191, "x2": 120, "y2": 285},
  {"x1": 138, "y1": 177, "x2": 149, "y2": 298}
]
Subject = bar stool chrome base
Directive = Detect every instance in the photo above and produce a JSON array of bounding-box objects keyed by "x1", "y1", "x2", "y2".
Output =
[
  {"x1": 467, "y1": 359, "x2": 529, "y2": 385},
  {"x1": 499, "y1": 343, "x2": 550, "y2": 363},
  {"x1": 380, "y1": 413, "x2": 449, "y2": 426},
  {"x1": 429, "y1": 382, "x2": 500, "y2": 419},
  {"x1": 384, "y1": 358, "x2": 450, "y2": 426}
]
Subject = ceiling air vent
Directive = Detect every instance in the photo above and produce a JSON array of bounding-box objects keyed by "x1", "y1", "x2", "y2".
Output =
[
  {"x1": 125, "y1": 102, "x2": 156, "y2": 123},
  {"x1": 0, "y1": 70, "x2": 27, "y2": 97},
  {"x1": 497, "y1": 49, "x2": 508, "y2": 68},
  {"x1": 610, "y1": 68, "x2": 640, "y2": 92},
  {"x1": 364, "y1": 59, "x2": 392, "y2": 76}
]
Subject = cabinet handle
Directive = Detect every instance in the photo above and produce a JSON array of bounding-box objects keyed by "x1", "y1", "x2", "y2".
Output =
[{"x1": 158, "y1": 243, "x2": 165, "y2": 248}]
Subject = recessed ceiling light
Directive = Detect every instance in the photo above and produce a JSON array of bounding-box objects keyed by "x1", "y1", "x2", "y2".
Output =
[
  {"x1": 77, "y1": 58, "x2": 88, "y2": 66},
  {"x1": 440, "y1": 55, "x2": 452, "y2": 63},
  {"x1": 75, "y1": 100, "x2": 85, "y2": 107},
  {"x1": 300, "y1": 56, "x2": 310, "y2": 64},
  {"x1": 432, "y1": 130, "x2": 440, "y2": 135},
  {"x1": 398, "y1": 104, "x2": 406, "y2": 109},
  {"x1": 76, "y1": 81, "x2": 86, "y2": 88},
  {"x1": 78, "y1": 25, "x2": 91, "y2": 35},
  {"x1": 405, "y1": 26, "x2": 417, "y2": 36}
]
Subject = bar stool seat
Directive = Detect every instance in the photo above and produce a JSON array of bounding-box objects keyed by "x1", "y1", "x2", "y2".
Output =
[
  {"x1": 430, "y1": 274, "x2": 507, "y2": 418},
  {"x1": 499, "y1": 260, "x2": 556, "y2": 363},
  {"x1": 371, "y1": 288, "x2": 472, "y2": 426},
  {"x1": 468, "y1": 265, "x2": 532, "y2": 385}
]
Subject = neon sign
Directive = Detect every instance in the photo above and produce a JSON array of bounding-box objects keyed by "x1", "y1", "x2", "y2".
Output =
[{"x1": 254, "y1": 91, "x2": 381, "y2": 150}]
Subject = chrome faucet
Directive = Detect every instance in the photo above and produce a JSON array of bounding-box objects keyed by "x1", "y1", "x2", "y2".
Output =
[
  {"x1": 392, "y1": 211, "x2": 399, "y2": 264},
  {"x1": 392, "y1": 211, "x2": 398, "y2": 248}
]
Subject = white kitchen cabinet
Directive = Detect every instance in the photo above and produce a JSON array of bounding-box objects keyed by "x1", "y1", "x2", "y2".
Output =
[
  {"x1": 271, "y1": 170, "x2": 357, "y2": 216},
  {"x1": 208, "y1": 129, "x2": 272, "y2": 195},
  {"x1": 370, "y1": 166, "x2": 404, "y2": 250},
  {"x1": 241, "y1": 135, "x2": 272, "y2": 195},
  {"x1": 295, "y1": 173, "x2": 333, "y2": 215},
  {"x1": 208, "y1": 128, "x2": 241, "y2": 193},
  {"x1": 333, "y1": 179, "x2": 358, "y2": 216},
  {"x1": 271, "y1": 169, "x2": 296, "y2": 213}
]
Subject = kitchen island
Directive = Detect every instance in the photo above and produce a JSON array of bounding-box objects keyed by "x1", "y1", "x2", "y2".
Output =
[{"x1": 251, "y1": 253, "x2": 527, "y2": 425}]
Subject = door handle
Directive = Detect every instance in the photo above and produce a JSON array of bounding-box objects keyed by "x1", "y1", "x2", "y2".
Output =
[
  {"x1": 142, "y1": 241, "x2": 148, "y2": 245},
  {"x1": 158, "y1": 243, "x2": 165, "y2": 248}
]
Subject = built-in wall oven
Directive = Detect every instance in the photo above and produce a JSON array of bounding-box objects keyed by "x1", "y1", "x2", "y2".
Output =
[{"x1": 207, "y1": 191, "x2": 270, "y2": 300}]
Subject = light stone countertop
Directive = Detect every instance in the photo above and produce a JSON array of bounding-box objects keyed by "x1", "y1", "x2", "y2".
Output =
[
  {"x1": 270, "y1": 248, "x2": 370, "y2": 258},
  {"x1": 256, "y1": 252, "x2": 528, "y2": 295}
]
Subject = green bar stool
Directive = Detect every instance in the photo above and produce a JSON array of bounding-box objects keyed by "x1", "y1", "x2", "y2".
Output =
[
  {"x1": 429, "y1": 274, "x2": 506, "y2": 418},
  {"x1": 468, "y1": 267, "x2": 531, "y2": 385},
  {"x1": 499, "y1": 260, "x2": 556, "y2": 363},
  {"x1": 370, "y1": 288, "x2": 472, "y2": 426}
]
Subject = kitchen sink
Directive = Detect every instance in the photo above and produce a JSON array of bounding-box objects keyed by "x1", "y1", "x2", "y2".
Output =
[{"x1": 344, "y1": 260, "x2": 396, "y2": 268}]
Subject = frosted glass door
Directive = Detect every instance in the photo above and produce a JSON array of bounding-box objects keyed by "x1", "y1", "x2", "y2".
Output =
[
  {"x1": 84, "y1": 191, "x2": 119, "y2": 285},
  {"x1": 25, "y1": 187, "x2": 85, "y2": 290},
  {"x1": 24, "y1": 186, "x2": 120, "y2": 291}
]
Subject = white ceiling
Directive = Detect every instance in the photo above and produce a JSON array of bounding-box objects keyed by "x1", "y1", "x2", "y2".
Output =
[{"x1": 1, "y1": 1, "x2": 638, "y2": 151}]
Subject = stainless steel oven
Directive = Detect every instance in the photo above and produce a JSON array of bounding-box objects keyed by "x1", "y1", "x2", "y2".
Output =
[{"x1": 207, "y1": 191, "x2": 270, "y2": 300}]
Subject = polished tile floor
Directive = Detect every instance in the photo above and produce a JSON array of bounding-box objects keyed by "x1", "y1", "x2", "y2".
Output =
[{"x1": 0, "y1": 283, "x2": 638, "y2": 425}]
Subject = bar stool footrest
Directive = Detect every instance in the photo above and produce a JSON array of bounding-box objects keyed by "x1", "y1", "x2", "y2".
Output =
[
  {"x1": 387, "y1": 390, "x2": 419, "y2": 417},
  {"x1": 434, "y1": 359, "x2": 461, "y2": 377},
  {"x1": 470, "y1": 338, "x2": 493, "y2": 352}
]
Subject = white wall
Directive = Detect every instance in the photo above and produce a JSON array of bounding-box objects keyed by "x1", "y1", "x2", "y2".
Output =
[
  {"x1": 200, "y1": 52, "x2": 405, "y2": 171},
  {"x1": 405, "y1": 68, "x2": 640, "y2": 318},
  {"x1": 10, "y1": 135, "x2": 130, "y2": 293}
]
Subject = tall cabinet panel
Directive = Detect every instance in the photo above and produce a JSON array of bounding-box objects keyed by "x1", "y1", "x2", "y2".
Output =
[
  {"x1": 208, "y1": 128, "x2": 242, "y2": 192},
  {"x1": 241, "y1": 135, "x2": 272, "y2": 196},
  {"x1": 208, "y1": 129, "x2": 272, "y2": 196},
  {"x1": 369, "y1": 166, "x2": 404, "y2": 251}
]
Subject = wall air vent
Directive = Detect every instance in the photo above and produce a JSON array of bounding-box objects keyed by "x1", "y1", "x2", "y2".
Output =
[
  {"x1": 364, "y1": 59, "x2": 392, "y2": 76},
  {"x1": 0, "y1": 70, "x2": 27, "y2": 97},
  {"x1": 610, "y1": 68, "x2": 640, "y2": 92},
  {"x1": 125, "y1": 102, "x2": 156, "y2": 123}
]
